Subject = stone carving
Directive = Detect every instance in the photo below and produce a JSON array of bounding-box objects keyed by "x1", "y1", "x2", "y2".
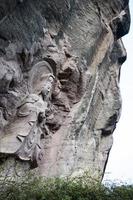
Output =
[
  {"x1": 0, "y1": 61, "x2": 55, "y2": 167},
  {"x1": 0, "y1": 0, "x2": 130, "y2": 179},
  {"x1": 28, "y1": 61, "x2": 54, "y2": 95},
  {"x1": 16, "y1": 112, "x2": 48, "y2": 168}
]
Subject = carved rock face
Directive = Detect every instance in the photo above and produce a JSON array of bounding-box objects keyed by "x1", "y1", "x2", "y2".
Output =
[{"x1": 0, "y1": 0, "x2": 130, "y2": 178}]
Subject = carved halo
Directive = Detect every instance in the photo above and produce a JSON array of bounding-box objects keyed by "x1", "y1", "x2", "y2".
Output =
[{"x1": 28, "y1": 61, "x2": 54, "y2": 94}]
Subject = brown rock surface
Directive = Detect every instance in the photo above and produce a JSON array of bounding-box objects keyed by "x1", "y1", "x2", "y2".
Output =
[{"x1": 0, "y1": 0, "x2": 130, "y2": 178}]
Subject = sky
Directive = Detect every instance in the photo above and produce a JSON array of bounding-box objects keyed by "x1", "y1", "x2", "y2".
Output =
[{"x1": 103, "y1": 1, "x2": 133, "y2": 184}]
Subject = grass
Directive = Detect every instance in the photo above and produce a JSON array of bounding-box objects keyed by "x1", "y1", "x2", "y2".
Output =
[{"x1": 0, "y1": 173, "x2": 133, "y2": 200}]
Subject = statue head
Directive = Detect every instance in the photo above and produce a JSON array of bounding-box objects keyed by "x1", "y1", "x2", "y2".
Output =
[
  {"x1": 28, "y1": 61, "x2": 55, "y2": 96},
  {"x1": 41, "y1": 74, "x2": 55, "y2": 101}
]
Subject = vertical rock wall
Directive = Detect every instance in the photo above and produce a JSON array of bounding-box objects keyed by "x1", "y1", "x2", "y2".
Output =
[{"x1": 0, "y1": 0, "x2": 130, "y2": 178}]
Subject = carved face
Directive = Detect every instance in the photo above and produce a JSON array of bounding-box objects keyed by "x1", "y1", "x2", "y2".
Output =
[
  {"x1": 41, "y1": 74, "x2": 55, "y2": 100},
  {"x1": 46, "y1": 75, "x2": 54, "y2": 90}
]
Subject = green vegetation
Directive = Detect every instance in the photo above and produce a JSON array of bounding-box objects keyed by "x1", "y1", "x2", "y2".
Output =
[{"x1": 0, "y1": 174, "x2": 133, "y2": 200}]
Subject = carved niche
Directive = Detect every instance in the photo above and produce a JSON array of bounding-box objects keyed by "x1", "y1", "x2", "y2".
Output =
[{"x1": 0, "y1": 28, "x2": 84, "y2": 170}]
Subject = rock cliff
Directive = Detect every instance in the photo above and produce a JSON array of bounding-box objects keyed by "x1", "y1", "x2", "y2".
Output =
[{"x1": 0, "y1": 0, "x2": 130, "y2": 178}]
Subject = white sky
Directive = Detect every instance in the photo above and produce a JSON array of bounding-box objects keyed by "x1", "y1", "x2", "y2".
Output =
[{"x1": 104, "y1": 1, "x2": 133, "y2": 183}]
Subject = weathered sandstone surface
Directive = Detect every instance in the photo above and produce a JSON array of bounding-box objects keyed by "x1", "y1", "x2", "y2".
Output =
[{"x1": 0, "y1": 0, "x2": 130, "y2": 178}]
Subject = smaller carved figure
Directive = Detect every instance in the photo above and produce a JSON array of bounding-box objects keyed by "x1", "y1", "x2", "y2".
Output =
[{"x1": 16, "y1": 112, "x2": 49, "y2": 167}]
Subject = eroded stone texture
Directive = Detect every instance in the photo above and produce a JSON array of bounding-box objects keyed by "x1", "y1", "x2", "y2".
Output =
[{"x1": 0, "y1": 0, "x2": 130, "y2": 178}]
